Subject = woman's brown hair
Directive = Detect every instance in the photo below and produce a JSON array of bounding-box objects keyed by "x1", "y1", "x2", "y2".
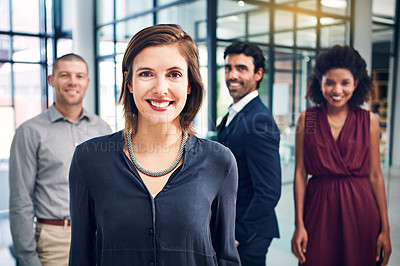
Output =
[{"x1": 118, "y1": 24, "x2": 204, "y2": 135}]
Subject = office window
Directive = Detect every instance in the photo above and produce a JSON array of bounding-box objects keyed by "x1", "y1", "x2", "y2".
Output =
[
  {"x1": 0, "y1": 0, "x2": 71, "y2": 159},
  {"x1": 96, "y1": 0, "x2": 207, "y2": 132}
]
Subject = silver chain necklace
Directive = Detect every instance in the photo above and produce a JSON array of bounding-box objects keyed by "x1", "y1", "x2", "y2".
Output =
[{"x1": 126, "y1": 129, "x2": 188, "y2": 177}]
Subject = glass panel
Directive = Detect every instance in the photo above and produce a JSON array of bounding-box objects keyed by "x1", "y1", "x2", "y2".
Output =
[
  {"x1": 372, "y1": 24, "x2": 394, "y2": 43},
  {"x1": 372, "y1": 0, "x2": 395, "y2": 18},
  {"x1": 217, "y1": 0, "x2": 260, "y2": 40},
  {"x1": 297, "y1": 29, "x2": 316, "y2": 48},
  {"x1": 0, "y1": 35, "x2": 10, "y2": 60},
  {"x1": 56, "y1": 38, "x2": 73, "y2": 57},
  {"x1": 13, "y1": 64, "x2": 42, "y2": 127},
  {"x1": 197, "y1": 21, "x2": 207, "y2": 40},
  {"x1": 248, "y1": 9, "x2": 269, "y2": 44},
  {"x1": 47, "y1": 39, "x2": 53, "y2": 66},
  {"x1": 273, "y1": 71, "x2": 293, "y2": 132},
  {"x1": 62, "y1": 0, "x2": 72, "y2": 32},
  {"x1": 297, "y1": 0, "x2": 317, "y2": 11},
  {"x1": 297, "y1": 13, "x2": 317, "y2": 48},
  {"x1": 97, "y1": 0, "x2": 114, "y2": 24},
  {"x1": 116, "y1": 15, "x2": 153, "y2": 54},
  {"x1": 275, "y1": 9, "x2": 293, "y2": 46},
  {"x1": 217, "y1": 13, "x2": 246, "y2": 40},
  {"x1": 0, "y1": 63, "x2": 12, "y2": 106},
  {"x1": 321, "y1": 0, "x2": 350, "y2": 16},
  {"x1": 320, "y1": 22, "x2": 347, "y2": 48},
  {"x1": 276, "y1": 0, "x2": 316, "y2": 10},
  {"x1": 0, "y1": 0, "x2": 10, "y2": 31},
  {"x1": 157, "y1": 0, "x2": 206, "y2": 38},
  {"x1": 195, "y1": 42, "x2": 208, "y2": 137},
  {"x1": 47, "y1": 64, "x2": 54, "y2": 107},
  {"x1": 12, "y1": 36, "x2": 41, "y2": 62},
  {"x1": 12, "y1": 0, "x2": 40, "y2": 33},
  {"x1": 0, "y1": 107, "x2": 15, "y2": 159},
  {"x1": 115, "y1": 54, "x2": 124, "y2": 131},
  {"x1": 116, "y1": 0, "x2": 153, "y2": 20},
  {"x1": 275, "y1": 9, "x2": 293, "y2": 31},
  {"x1": 275, "y1": 31, "x2": 294, "y2": 47},
  {"x1": 97, "y1": 25, "x2": 115, "y2": 56},
  {"x1": 46, "y1": 0, "x2": 52, "y2": 33},
  {"x1": 157, "y1": 0, "x2": 180, "y2": 5},
  {"x1": 216, "y1": 45, "x2": 229, "y2": 125},
  {"x1": 98, "y1": 59, "x2": 117, "y2": 131},
  {"x1": 218, "y1": 0, "x2": 259, "y2": 19},
  {"x1": 297, "y1": 13, "x2": 317, "y2": 29}
]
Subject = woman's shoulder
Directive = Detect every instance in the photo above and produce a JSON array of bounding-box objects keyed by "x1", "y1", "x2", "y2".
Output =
[
  {"x1": 76, "y1": 130, "x2": 124, "y2": 154},
  {"x1": 188, "y1": 136, "x2": 236, "y2": 164}
]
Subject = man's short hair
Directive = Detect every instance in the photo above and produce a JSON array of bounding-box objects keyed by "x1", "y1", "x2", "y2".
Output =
[{"x1": 52, "y1": 53, "x2": 88, "y2": 74}]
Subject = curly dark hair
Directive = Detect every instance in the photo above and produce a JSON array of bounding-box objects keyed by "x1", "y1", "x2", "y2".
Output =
[
  {"x1": 306, "y1": 45, "x2": 374, "y2": 108},
  {"x1": 224, "y1": 41, "x2": 265, "y2": 88}
]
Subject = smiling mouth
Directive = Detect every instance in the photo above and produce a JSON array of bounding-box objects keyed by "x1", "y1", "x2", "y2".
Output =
[
  {"x1": 65, "y1": 90, "x2": 78, "y2": 94},
  {"x1": 147, "y1": 100, "x2": 173, "y2": 108},
  {"x1": 331, "y1": 95, "x2": 344, "y2": 101},
  {"x1": 228, "y1": 81, "x2": 242, "y2": 88}
]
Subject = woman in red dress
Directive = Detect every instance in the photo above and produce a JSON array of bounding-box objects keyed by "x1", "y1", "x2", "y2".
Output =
[{"x1": 291, "y1": 45, "x2": 391, "y2": 266}]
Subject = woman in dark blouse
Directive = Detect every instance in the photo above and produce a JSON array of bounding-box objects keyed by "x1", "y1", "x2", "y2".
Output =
[{"x1": 68, "y1": 24, "x2": 241, "y2": 266}]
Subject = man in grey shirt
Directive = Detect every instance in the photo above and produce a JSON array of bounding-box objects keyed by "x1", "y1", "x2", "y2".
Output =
[{"x1": 9, "y1": 53, "x2": 112, "y2": 266}]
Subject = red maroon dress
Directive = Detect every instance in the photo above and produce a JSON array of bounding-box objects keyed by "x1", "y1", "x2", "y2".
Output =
[{"x1": 302, "y1": 106, "x2": 380, "y2": 266}]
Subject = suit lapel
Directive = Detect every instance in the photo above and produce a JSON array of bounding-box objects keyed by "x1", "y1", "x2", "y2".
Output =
[{"x1": 217, "y1": 96, "x2": 261, "y2": 140}]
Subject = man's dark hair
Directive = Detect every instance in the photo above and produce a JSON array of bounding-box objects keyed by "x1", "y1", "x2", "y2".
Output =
[{"x1": 224, "y1": 42, "x2": 265, "y2": 88}]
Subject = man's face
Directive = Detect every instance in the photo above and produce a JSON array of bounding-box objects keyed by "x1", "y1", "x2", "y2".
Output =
[
  {"x1": 48, "y1": 60, "x2": 89, "y2": 108},
  {"x1": 224, "y1": 53, "x2": 263, "y2": 103}
]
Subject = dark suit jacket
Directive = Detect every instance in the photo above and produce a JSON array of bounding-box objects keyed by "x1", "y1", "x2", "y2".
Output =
[{"x1": 217, "y1": 96, "x2": 281, "y2": 246}]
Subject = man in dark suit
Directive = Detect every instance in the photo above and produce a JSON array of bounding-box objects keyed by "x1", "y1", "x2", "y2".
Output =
[{"x1": 217, "y1": 42, "x2": 281, "y2": 266}]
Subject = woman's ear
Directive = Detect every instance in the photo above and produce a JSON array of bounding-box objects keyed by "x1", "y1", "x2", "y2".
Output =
[
  {"x1": 124, "y1": 71, "x2": 133, "y2": 93},
  {"x1": 187, "y1": 86, "x2": 191, "y2": 95}
]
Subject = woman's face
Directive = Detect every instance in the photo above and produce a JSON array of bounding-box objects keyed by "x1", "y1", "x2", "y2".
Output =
[
  {"x1": 321, "y1": 68, "x2": 357, "y2": 109},
  {"x1": 129, "y1": 44, "x2": 190, "y2": 127}
]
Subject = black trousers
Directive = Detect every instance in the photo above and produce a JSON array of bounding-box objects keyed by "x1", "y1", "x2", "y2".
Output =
[{"x1": 237, "y1": 236, "x2": 273, "y2": 266}]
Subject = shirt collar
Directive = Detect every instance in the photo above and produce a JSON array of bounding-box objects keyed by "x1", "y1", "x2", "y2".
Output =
[
  {"x1": 48, "y1": 104, "x2": 91, "y2": 123},
  {"x1": 229, "y1": 90, "x2": 258, "y2": 114}
]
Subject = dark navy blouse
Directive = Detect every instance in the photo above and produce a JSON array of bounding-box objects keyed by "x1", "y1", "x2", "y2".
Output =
[{"x1": 69, "y1": 131, "x2": 241, "y2": 266}]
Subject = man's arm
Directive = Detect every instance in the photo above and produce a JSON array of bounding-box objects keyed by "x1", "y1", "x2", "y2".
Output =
[
  {"x1": 236, "y1": 113, "x2": 282, "y2": 243},
  {"x1": 9, "y1": 125, "x2": 42, "y2": 266}
]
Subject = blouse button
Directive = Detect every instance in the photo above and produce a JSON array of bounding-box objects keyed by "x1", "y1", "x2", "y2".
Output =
[
  {"x1": 149, "y1": 262, "x2": 154, "y2": 266},
  {"x1": 149, "y1": 228, "x2": 154, "y2": 235}
]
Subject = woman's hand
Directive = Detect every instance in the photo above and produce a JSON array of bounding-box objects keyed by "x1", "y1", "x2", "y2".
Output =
[
  {"x1": 376, "y1": 231, "x2": 391, "y2": 265},
  {"x1": 291, "y1": 226, "x2": 308, "y2": 264}
]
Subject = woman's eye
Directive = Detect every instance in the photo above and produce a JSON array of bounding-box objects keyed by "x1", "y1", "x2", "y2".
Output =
[
  {"x1": 139, "y1": 72, "x2": 152, "y2": 77},
  {"x1": 169, "y1": 72, "x2": 182, "y2": 78}
]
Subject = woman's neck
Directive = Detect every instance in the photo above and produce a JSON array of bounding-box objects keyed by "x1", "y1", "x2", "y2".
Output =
[
  {"x1": 134, "y1": 121, "x2": 183, "y2": 149},
  {"x1": 326, "y1": 104, "x2": 349, "y2": 116}
]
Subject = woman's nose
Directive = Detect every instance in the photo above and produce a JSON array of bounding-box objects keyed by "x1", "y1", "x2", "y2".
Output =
[{"x1": 152, "y1": 77, "x2": 168, "y2": 95}]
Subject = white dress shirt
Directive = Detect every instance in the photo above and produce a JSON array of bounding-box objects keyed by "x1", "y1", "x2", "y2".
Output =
[{"x1": 226, "y1": 90, "x2": 259, "y2": 126}]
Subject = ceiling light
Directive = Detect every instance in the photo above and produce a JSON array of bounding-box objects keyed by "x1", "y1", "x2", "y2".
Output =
[
  {"x1": 321, "y1": 0, "x2": 347, "y2": 9},
  {"x1": 238, "y1": 0, "x2": 245, "y2": 7}
]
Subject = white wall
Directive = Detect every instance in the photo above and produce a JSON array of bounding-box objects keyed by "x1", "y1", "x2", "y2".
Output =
[
  {"x1": 71, "y1": 0, "x2": 96, "y2": 113},
  {"x1": 353, "y1": 0, "x2": 373, "y2": 71}
]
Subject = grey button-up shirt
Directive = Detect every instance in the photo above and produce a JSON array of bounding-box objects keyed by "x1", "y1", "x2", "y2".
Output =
[{"x1": 9, "y1": 104, "x2": 112, "y2": 266}]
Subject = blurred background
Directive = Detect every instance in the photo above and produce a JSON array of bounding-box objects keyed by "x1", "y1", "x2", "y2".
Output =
[{"x1": 1, "y1": 0, "x2": 399, "y2": 265}]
